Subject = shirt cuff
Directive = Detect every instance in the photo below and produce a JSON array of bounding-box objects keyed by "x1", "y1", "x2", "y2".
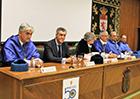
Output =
[
  {"x1": 24, "y1": 60, "x2": 31, "y2": 66},
  {"x1": 109, "y1": 51, "x2": 112, "y2": 54},
  {"x1": 84, "y1": 54, "x2": 91, "y2": 60}
]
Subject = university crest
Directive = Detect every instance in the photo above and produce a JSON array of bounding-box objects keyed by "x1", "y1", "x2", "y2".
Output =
[
  {"x1": 122, "y1": 67, "x2": 130, "y2": 93},
  {"x1": 99, "y1": 6, "x2": 108, "y2": 31}
]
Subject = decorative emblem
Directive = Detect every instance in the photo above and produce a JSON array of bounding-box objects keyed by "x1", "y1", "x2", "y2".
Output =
[
  {"x1": 70, "y1": 89, "x2": 76, "y2": 98},
  {"x1": 99, "y1": 6, "x2": 108, "y2": 31},
  {"x1": 109, "y1": 24, "x2": 114, "y2": 32},
  {"x1": 110, "y1": 8, "x2": 115, "y2": 18},
  {"x1": 92, "y1": 22, "x2": 97, "y2": 33},
  {"x1": 93, "y1": 4, "x2": 98, "y2": 15},
  {"x1": 122, "y1": 67, "x2": 130, "y2": 93},
  {"x1": 70, "y1": 81, "x2": 72, "y2": 85}
]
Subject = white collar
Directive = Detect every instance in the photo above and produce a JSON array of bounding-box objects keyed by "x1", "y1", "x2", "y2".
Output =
[
  {"x1": 88, "y1": 44, "x2": 92, "y2": 48},
  {"x1": 19, "y1": 38, "x2": 24, "y2": 46},
  {"x1": 55, "y1": 39, "x2": 62, "y2": 46},
  {"x1": 100, "y1": 39, "x2": 107, "y2": 45}
]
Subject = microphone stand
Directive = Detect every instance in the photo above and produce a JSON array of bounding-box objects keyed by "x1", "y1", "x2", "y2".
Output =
[
  {"x1": 69, "y1": 56, "x2": 74, "y2": 69},
  {"x1": 62, "y1": 51, "x2": 74, "y2": 69}
]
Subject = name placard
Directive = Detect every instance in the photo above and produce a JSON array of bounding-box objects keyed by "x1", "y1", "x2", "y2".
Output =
[
  {"x1": 110, "y1": 58, "x2": 118, "y2": 63},
  {"x1": 130, "y1": 56, "x2": 136, "y2": 60},
  {"x1": 104, "y1": 59, "x2": 111, "y2": 63},
  {"x1": 41, "y1": 66, "x2": 56, "y2": 73},
  {"x1": 85, "y1": 61, "x2": 95, "y2": 67}
]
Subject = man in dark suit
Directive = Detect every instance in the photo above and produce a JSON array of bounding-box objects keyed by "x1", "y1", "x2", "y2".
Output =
[{"x1": 43, "y1": 27, "x2": 73, "y2": 63}]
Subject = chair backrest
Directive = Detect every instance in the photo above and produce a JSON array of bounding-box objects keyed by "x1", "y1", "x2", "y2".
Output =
[
  {"x1": 37, "y1": 47, "x2": 44, "y2": 59},
  {"x1": 69, "y1": 46, "x2": 76, "y2": 55}
]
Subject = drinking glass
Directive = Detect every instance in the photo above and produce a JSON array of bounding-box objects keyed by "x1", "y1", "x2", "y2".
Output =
[
  {"x1": 77, "y1": 55, "x2": 83, "y2": 65},
  {"x1": 30, "y1": 59, "x2": 35, "y2": 70}
]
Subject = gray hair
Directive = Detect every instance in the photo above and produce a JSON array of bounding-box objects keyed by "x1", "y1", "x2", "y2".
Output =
[
  {"x1": 84, "y1": 32, "x2": 96, "y2": 42},
  {"x1": 99, "y1": 31, "x2": 108, "y2": 37},
  {"x1": 19, "y1": 23, "x2": 34, "y2": 33},
  {"x1": 110, "y1": 31, "x2": 116, "y2": 36},
  {"x1": 56, "y1": 27, "x2": 67, "y2": 34}
]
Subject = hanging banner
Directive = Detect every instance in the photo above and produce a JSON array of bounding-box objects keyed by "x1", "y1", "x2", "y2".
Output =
[
  {"x1": 91, "y1": 0, "x2": 121, "y2": 38},
  {"x1": 63, "y1": 77, "x2": 79, "y2": 99}
]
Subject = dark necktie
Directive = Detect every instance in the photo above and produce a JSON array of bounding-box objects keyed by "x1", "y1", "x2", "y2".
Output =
[
  {"x1": 115, "y1": 45, "x2": 119, "y2": 51},
  {"x1": 58, "y1": 45, "x2": 61, "y2": 57},
  {"x1": 88, "y1": 47, "x2": 91, "y2": 53},
  {"x1": 103, "y1": 44, "x2": 106, "y2": 52}
]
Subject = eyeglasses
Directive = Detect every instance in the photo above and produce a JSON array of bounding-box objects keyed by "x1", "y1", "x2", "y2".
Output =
[
  {"x1": 112, "y1": 35, "x2": 117, "y2": 37},
  {"x1": 103, "y1": 35, "x2": 109, "y2": 37},
  {"x1": 26, "y1": 32, "x2": 33, "y2": 36}
]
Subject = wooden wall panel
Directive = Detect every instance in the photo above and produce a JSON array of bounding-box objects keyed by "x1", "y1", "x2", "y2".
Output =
[
  {"x1": 139, "y1": 1, "x2": 140, "y2": 27},
  {"x1": 79, "y1": 72, "x2": 102, "y2": 99},
  {"x1": 120, "y1": 0, "x2": 140, "y2": 51},
  {"x1": 23, "y1": 71, "x2": 103, "y2": 99},
  {"x1": 0, "y1": 73, "x2": 21, "y2": 99},
  {"x1": 23, "y1": 81, "x2": 62, "y2": 99},
  {"x1": 103, "y1": 60, "x2": 140, "y2": 99},
  {"x1": 1, "y1": 60, "x2": 140, "y2": 98}
]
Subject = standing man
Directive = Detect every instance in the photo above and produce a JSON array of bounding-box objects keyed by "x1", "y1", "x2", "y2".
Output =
[
  {"x1": 94, "y1": 31, "x2": 118, "y2": 58},
  {"x1": 43, "y1": 27, "x2": 73, "y2": 63},
  {"x1": 1, "y1": 23, "x2": 42, "y2": 66},
  {"x1": 108, "y1": 31, "x2": 121, "y2": 55},
  {"x1": 118, "y1": 34, "x2": 132, "y2": 53}
]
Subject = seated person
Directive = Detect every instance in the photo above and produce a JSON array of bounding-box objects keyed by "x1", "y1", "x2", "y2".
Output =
[
  {"x1": 0, "y1": 23, "x2": 42, "y2": 67},
  {"x1": 75, "y1": 32, "x2": 98, "y2": 59},
  {"x1": 108, "y1": 31, "x2": 122, "y2": 55},
  {"x1": 43, "y1": 27, "x2": 75, "y2": 63},
  {"x1": 118, "y1": 34, "x2": 132, "y2": 53},
  {"x1": 94, "y1": 31, "x2": 118, "y2": 58}
]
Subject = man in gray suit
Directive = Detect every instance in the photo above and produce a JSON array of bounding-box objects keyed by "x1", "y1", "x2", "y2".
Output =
[{"x1": 43, "y1": 27, "x2": 73, "y2": 63}]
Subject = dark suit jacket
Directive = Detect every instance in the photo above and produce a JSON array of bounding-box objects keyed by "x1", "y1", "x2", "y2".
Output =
[
  {"x1": 75, "y1": 39, "x2": 98, "y2": 57},
  {"x1": 43, "y1": 39, "x2": 72, "y2": 63}
]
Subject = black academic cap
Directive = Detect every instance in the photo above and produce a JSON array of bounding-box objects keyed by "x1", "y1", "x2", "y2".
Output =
[{"x1": 90, "y1": 54, "x2": 103, "y2": 64}]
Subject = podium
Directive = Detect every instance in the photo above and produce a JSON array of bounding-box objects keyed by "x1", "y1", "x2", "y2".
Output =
[{"x1": 0, "y1": 59, "x2": 140, "y2": 99}]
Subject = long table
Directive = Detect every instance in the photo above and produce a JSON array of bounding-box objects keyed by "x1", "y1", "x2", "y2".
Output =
[{"x1": 0, "y1": 59, "x2": 140, "y2": 99}]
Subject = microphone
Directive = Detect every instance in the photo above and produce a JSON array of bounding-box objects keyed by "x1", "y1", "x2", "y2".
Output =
[
  {"x1": 63, "y1": 51, "x2": 75, "y2": 69},
  {"x1": 62, "y1": 50, "x2": 73, "y2": 57},
  {"x1": 69, "y1": 55, "x2": 75, "y2": 69}
]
